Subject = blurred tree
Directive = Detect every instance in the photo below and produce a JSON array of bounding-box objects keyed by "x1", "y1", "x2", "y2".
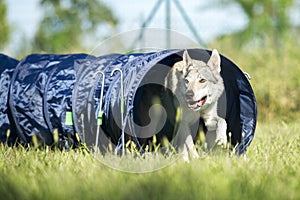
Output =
[
  {"x1": 220, "y1": 0, "x2": 294, "y2": 48},
  {"x1": 0, "y1": 0, "x2": 10, "y2": 49},
  {"x1": 33, "y1": 0, "x2": 118, "y2": 53}
]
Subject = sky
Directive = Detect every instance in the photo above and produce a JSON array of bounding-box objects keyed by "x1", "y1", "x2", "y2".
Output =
[{"x1": 4, "y1": 0, "x2": 248, "y2": 54}]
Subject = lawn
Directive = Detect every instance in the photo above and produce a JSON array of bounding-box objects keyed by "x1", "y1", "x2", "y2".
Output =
[
  {"x1": 2, "y1": 37, "x2": 300, "y2": 200},
  {"x1": 1, "y1": 120, "x2": 299, "y2": 200}
]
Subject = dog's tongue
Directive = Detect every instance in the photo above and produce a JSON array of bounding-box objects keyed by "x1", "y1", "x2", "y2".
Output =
[
  {"x1": 199, "y1": 97, "x2": 207, "y2": 106},
  {"x1": 189, "y1": 96, "x2": 207, "y2": 108}
]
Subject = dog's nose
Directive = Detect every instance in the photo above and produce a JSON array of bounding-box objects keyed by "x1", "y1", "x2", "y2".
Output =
[{"x1": 185, "y1": 90, "x2": 194, "y2": 99}]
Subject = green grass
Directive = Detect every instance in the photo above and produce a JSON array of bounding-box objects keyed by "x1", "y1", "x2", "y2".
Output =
[
  {"x1": 1, "y1": 121, "x2": 299, "y2": 200},
  {"x1": 2, "y1": 38, "x2": 300, "y2": 199}
]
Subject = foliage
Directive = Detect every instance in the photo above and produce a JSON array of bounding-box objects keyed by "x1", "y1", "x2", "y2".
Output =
[
  {"x1": 210, "y1": 32, "x2": 300, "y2": 122},
  {"x1": 0, "y1": 0, "x2": 10, "y2": 49},
  {"x1": 33, "y1": 0, "x2": 118, "y2": 53},
  {"x1": 0, "y1": 121, "x2": 299, "y2": 199},
  {"x1": 220, "y1": 0, "x2": 294, "y2": 48}
]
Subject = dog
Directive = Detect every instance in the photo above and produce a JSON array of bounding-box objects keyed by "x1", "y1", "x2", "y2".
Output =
[{"x1": 164, "y1": 49, "x2": 227, "y2": 161}]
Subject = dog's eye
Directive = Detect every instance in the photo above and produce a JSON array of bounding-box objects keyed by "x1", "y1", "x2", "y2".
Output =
[
  {"x1": 185, "y1": 79, "x2": 189, "y2": 84},
  {"x1": 199, "y1": 79, "x2": 207, "y2": 83}
]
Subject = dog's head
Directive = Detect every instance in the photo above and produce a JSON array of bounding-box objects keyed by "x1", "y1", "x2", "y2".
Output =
[{"x1": 179, "y1": 49, "x2": 223, "y2": 111}]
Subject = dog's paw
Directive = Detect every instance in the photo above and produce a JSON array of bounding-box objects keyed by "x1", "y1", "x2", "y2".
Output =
[
  {"x1": 182, "y1": 148, "x2": 199, "y2": 162},
  {"x1": 182, "y1": 145, "x2": 190, "y2": 162},
  {"x1": 215, "y1": 134, "x2": 227, "y2": 148},
  {"x1": 191, "y1": 148, "x2": 199, "y2": 159},
  {"x1": 182, "y1": 150, "x2": 190, "y2": 162},
  {"x1": 216, "y1": 118, "x2": 227, "y2": 148},
  {"x1": 183, "y1": 154, "x2": 190, "y2": 163}
]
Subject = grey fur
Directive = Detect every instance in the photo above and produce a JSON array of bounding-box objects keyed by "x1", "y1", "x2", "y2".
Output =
[{"x1": 165, "y1": 49, "x2": 227, "y2": 162}]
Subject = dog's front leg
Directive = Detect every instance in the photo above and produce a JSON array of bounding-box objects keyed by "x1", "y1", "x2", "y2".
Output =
[
  {"x1": 216, "y1": 117, "x2": 227, "y2": 147},
  {"x1": 182, "y1": 143, "x2": 189, "y2": 162},
  {"x1": 204, "y1": 117, "x2": 218, "y2": 150},
  {"x1": 177, "y1": 122, "x2": 199, "y2": 162},
  {"x1": 182, "y1": 134, "x2": 199, "y2": 162},
  {"x1": 205, "y1": 117, "x2": 227, "y2": 149},
  {"x1": 185, "y1": 133, "x2": 199, "y2": 159},
  {"x1": 182, "y1": 122, "x2": 199, "y2": 160}
]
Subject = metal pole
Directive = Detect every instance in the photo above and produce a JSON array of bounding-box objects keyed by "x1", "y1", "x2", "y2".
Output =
[
  {"x1": 93, "y1": 71, "x2": 105, "y2": 153},
  {"x1": 129, "y1": 0, "x2": 164, "y2": 51},
  {"x1": 172, "y1": 0, "x2": 206, "y2": 47},
  {"x1": 166, "y1": 0, "x2": 171, "y2": 48},
  {"x1": 110, "y1": 68, "x2": 125, "y2": 156}
]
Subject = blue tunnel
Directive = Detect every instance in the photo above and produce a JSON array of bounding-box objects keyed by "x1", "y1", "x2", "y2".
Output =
[
  {"x1": 1, "y1": 49, "x2": 257, "y2": 155},
  {"x1": 0, "y1": 54, "x2": 19, "y2": 145}
]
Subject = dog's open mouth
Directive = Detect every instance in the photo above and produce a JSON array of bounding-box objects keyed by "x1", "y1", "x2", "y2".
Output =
[{"x1": 187, "y1": 96, "x2": 207, "y2": 109}]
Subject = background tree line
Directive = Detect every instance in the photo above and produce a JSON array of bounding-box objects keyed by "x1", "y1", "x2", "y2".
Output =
[
  {"x1": 1, "y1": 0, "x2": 300, "y2": 54},
  {"x1": 0, "y1": 0, "x2": 118, "y2": 54}
]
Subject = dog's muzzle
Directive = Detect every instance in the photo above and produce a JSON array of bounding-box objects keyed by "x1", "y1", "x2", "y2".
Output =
[{"x1": 186, "y1": 90, "x2": 207, "y2": 110}]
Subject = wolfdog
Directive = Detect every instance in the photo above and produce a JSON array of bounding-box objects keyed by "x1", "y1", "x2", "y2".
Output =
[{"x1": 164, "y1": 49, "x2": 227, "y2": 161}]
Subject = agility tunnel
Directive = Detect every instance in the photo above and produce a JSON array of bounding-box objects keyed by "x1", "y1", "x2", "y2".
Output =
[
  {"x1": 4, "y1": 49, "x2": 257, "y2": 155},
  {"x1": 8, "y1": 53, "x2": 95, "y2": 149},
  {"x1": 0, "y1": 54, "x2": 19, "y2": 145}
]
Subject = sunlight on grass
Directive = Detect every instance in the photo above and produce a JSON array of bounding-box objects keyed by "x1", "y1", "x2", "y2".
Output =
[
  {"x1": 1, "y1": 121, "x2": 299, "y2": 199},
  {"x1": 1, "y1": 38, "x2": 300, "y2": 199}
]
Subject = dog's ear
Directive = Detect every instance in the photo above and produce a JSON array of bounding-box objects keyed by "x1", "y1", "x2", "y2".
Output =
[
  {"x1": 183, "y1": 50, "x2": 192, "y2": 67},
  {"x1": 207, "y1": 49, "x2": 221, "y2": 73},
  {"x1": 182, "y1": 50, "x2": 192, "y2": 75},
  {"x1": 182, "y1": 50, "x2": 192, "y2": 67}
]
